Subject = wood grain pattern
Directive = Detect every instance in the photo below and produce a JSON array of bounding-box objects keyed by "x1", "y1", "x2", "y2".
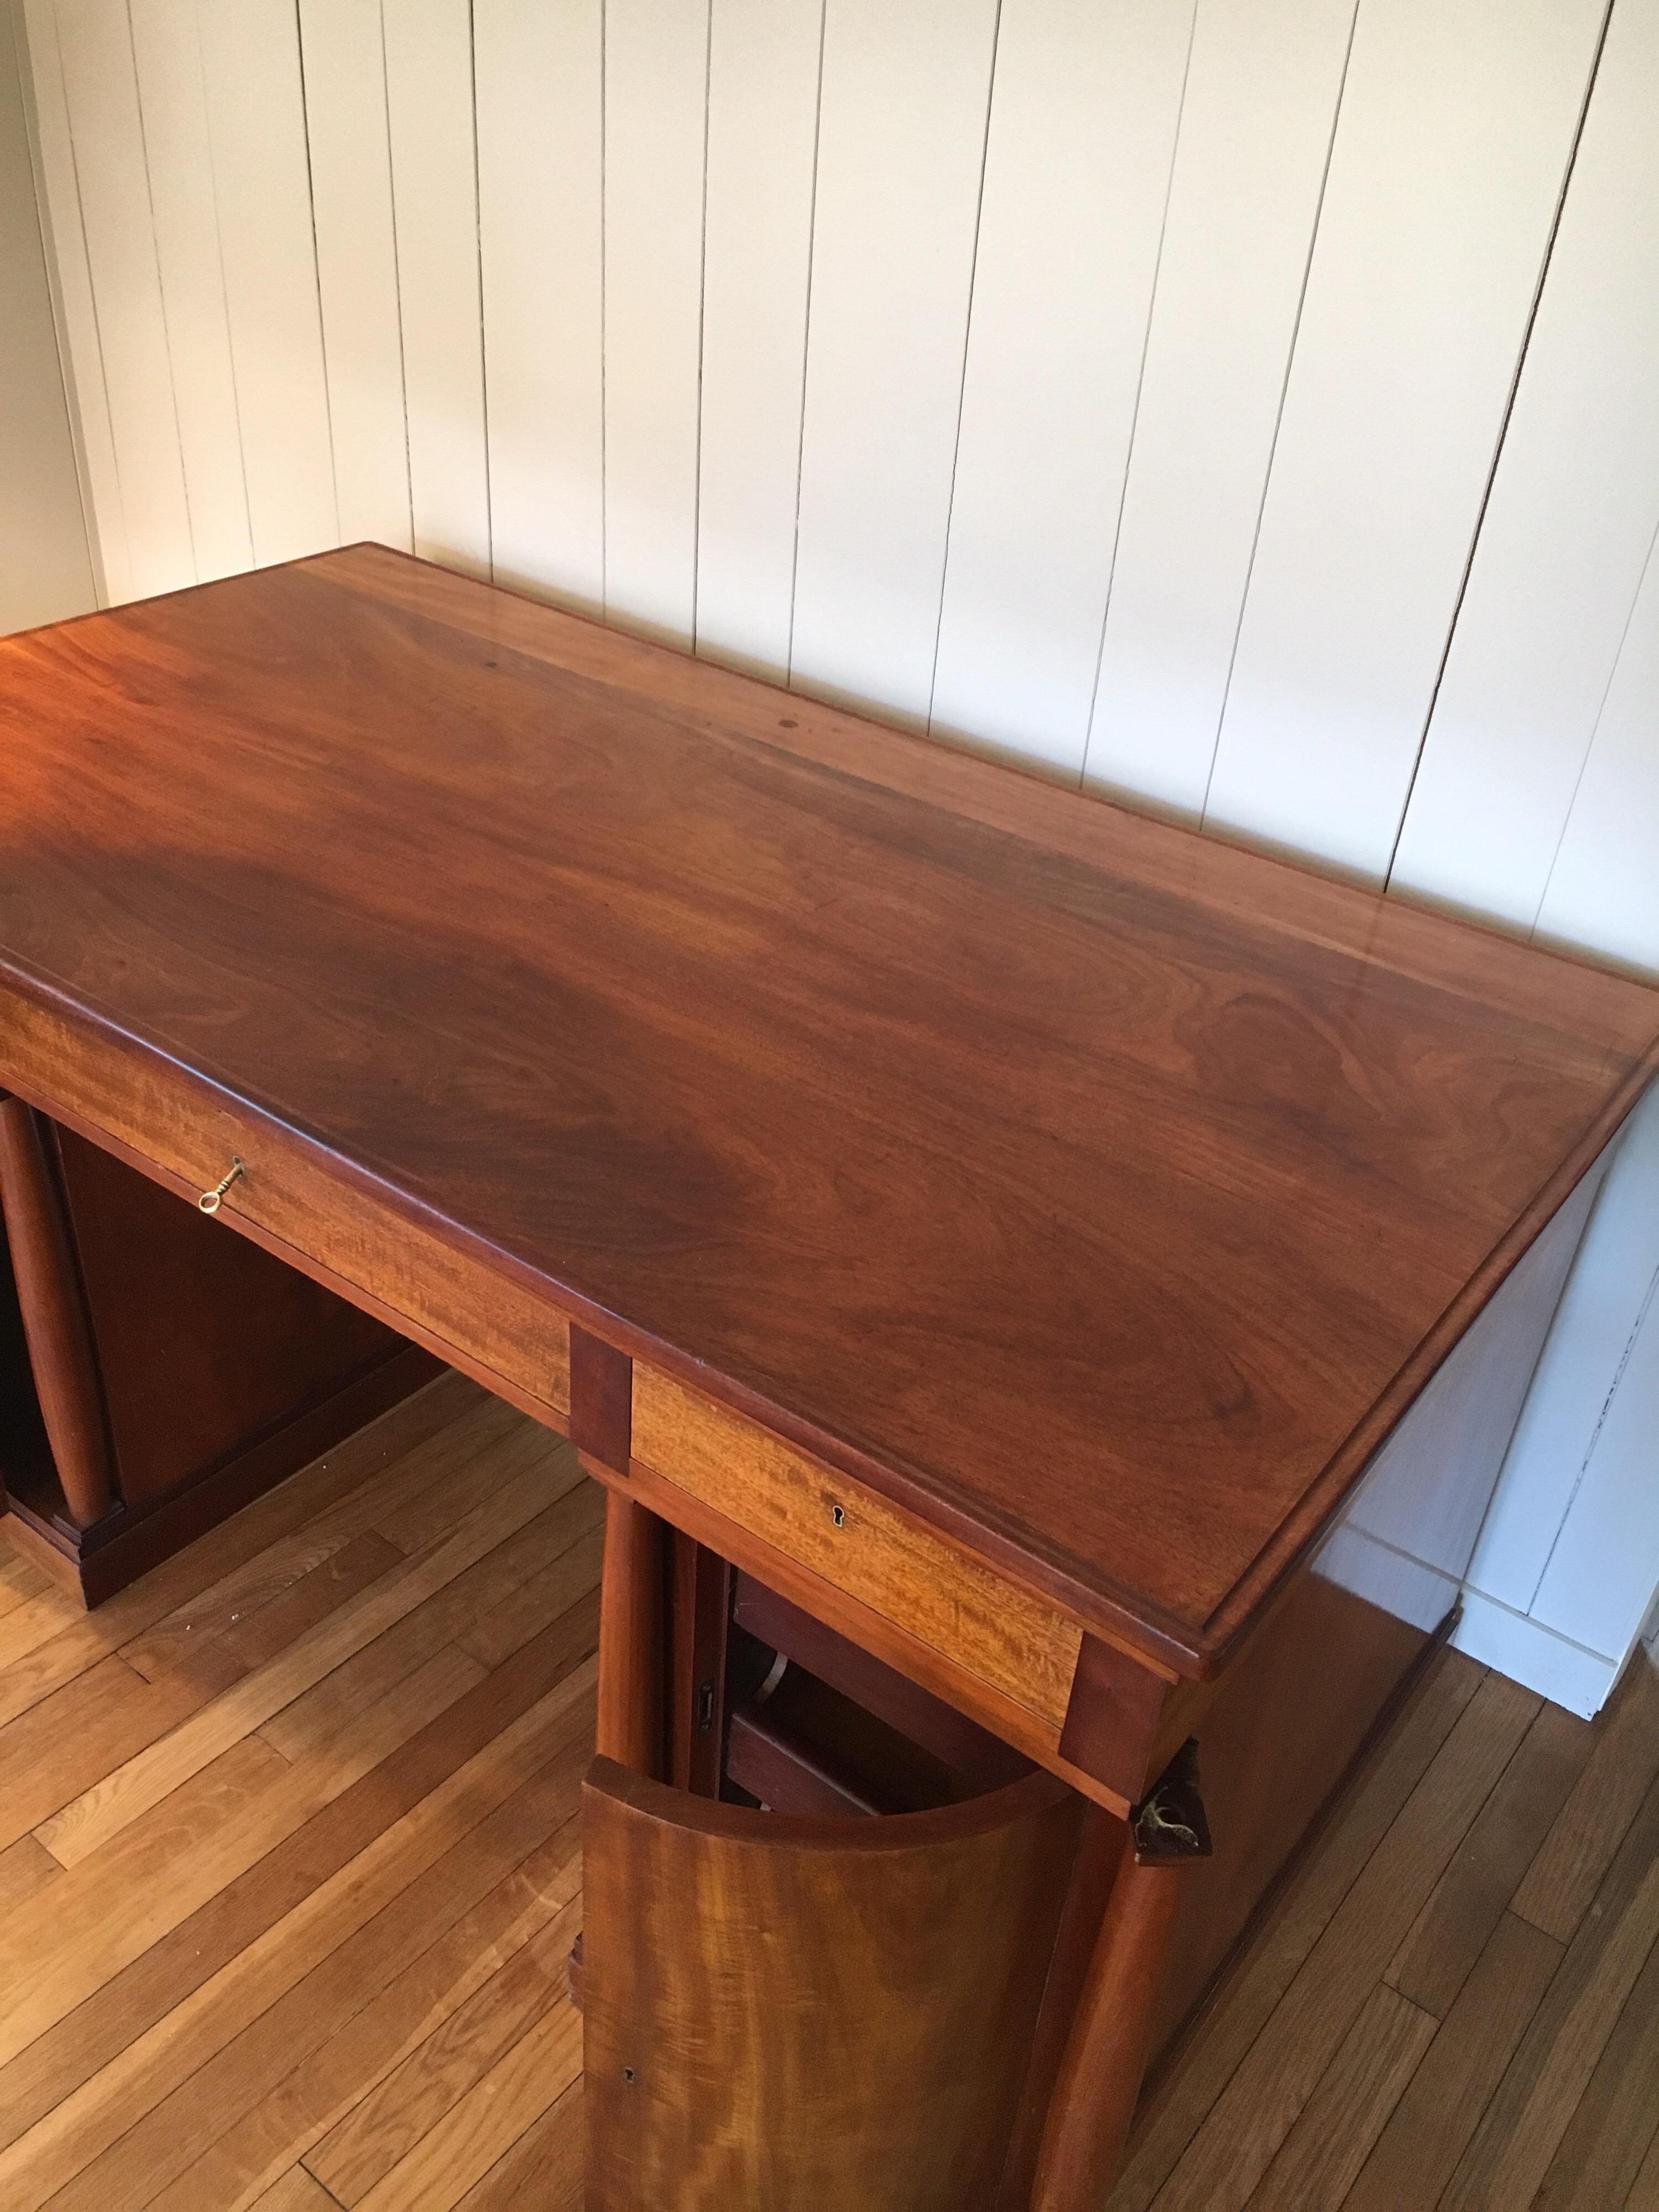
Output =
[
  {"x1": 53, "y1": 1120, "x2": 401, "y2": 1510},
  {"x1": 1385, "y1": 1697, "x2": 1592, "y2": 2018},
  {"x1": 582, "y1": 1754, "x2": 1080, "y2": 2209},
  {"x1": 1, "y1": 545, "x2": 1656, "y2": 1677},
  {"x1": 1238, "y1": 1982, "x2": 1437, "y2": 2211},
  {"x1": 2, "y1": 1379, "x2": 1656, "y2": 2212},
  {"x1": 568, "y1": 1325, "x2": 631, "y2": 1475},
  {"x1": 633, "y1": 1364, "x2": 1084, "y2": 1729},
  {"x1": 1342, "y1": 1911, "x2": 1563, "y2": 2212},
  {"x1": 1512, "y1": 1655, "x2": 1659, "y2": 1942},
  {"x1": 595, "y1": 1491, "x2": 665, "y2": 1777},
  {"x1": 0, "y1": 992, "x2": 572, "y2": 1433},
  {"x1": 594, "y1": 1434, "x2": 1118, "y2": 1808},
  {"x1": 1032, "y1": 1855, "x2": 1189, "y2": 2212},
  {"x1": 0, "y1": 1096, "x2": 113, "y2": 1525},
  {"x1": 1147, "y1": 1667, "x2": 1542, "y2": 2211},
  {"x1": 1059, "y1": 1633, "x2": 1173, "y2": 1805}
]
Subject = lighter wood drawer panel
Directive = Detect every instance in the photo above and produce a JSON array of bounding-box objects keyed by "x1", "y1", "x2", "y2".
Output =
[
  {"x1": 632, "y1": 1366, "x2": 1082, "y2": 1728},
  {"x1": 1, "y1": 990, "x2": 571, "y2": 1417}
]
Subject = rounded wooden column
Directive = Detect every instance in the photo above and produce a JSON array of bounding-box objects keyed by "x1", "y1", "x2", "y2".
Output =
[
  {"x1": 1029, "y1": 1852, "x2": 1186, "y2": 2210},
  {"x1": 597, "y1": 1489, "x2": 667, "y2": 1777},
  {"x1": 0, "y1": 1096, "x2": 115, "y2": 1528}
]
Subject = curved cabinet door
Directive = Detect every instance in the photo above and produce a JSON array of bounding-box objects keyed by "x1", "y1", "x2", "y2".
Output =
[{"x1": 582, "y1": 1755, "x2": 1082, "y2": 2210}]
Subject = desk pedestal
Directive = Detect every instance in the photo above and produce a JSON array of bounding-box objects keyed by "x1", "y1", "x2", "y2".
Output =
[
  {"x1": 580, "y1": 1495, "x2": 1432, "y2": 2210},
  {"x1": 0, "y1": 1097, "x2": 436, "y2": 1603}
]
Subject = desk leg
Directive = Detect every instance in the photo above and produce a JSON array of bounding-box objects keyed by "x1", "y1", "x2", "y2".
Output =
[
  {"x1": 0, "y1": 1096, "x2": 115, "y2": 1529},
  {"x1": 597, "y1": 1490, "x2": 668, "y2": 1778},
  {"x1": 1029, "y1": 1744, "x2": 1211, "y2": 2211}
]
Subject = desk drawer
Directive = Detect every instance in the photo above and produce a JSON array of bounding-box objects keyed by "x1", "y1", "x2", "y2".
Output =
[
  {"x1": 1, "y1": 990, "x2": 571, "y2": 1423},
  {"x1": 632, "y1": 1365, "x2": 1083, "y2": 1731}
]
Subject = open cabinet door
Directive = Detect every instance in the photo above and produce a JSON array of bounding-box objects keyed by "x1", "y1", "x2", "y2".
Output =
[{"x1": 581, "y1": 1755, "x2": 1084, "y2": 2211}]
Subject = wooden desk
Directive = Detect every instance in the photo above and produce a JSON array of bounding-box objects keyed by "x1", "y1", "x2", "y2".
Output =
[{"x1": 2, "y1": 544, "x2": 1656, "y2": 2206}]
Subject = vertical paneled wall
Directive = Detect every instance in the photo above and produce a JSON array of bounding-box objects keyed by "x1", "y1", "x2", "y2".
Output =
[
  {"x1": 21, "y1": 0, "x2": 1659, "y2": 972},
  {"x1": 0, "y1": 0, "x2": 93, "y2": 632},
  {"x1": 15, "y1": 0, "x2": 1659, "y2": 1707}
]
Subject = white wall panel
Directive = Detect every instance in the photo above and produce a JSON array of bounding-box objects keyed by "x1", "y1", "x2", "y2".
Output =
[
  {"x1": 930, "y1": 0, "x2": 1195, "y2": 777},
  {"x1": 0, "y1": 0, "x2": 93, "y2": 633},
  {"x1": 603, "y1": 0, "x2": 710, "y2": 646},
  {"x1": 12, "y1": 0, "x2": 116, "y2": 604},
  {"x1": 384, "y1": 0, "x2": 490, "y2": 578},
  {"x1": 790, "y1": 0, "x2": 999, "y2": 723},
  {"x1": 128, "y1": 0, "x2": 250, "y2": 582},
  {"x1": 298, "y1": 0, "x2": 411, "y2": 555},
  {"x1": 54, "y1": 0, "x2": 193, "y2": 597},
  {"x1": 1535, "y1": 532, "x2": 1659, "y2": 977},
  {"x1": 1533, "y1": 1281, "x2": 1659, "y2": 1664},
  {"x1": 1202, "y1": 0, "x2": 1606, "y2": 882},
  {"x1": 1390, "y1": 0, "x2": 1659, "y2": 930},
  {"x1": 18, "y1": 0, "x2": 1659, "y2": 1714},
  {"x1": 1085, "y1": 0, "x2": 1356, "y2": 816},
  {"x1": 477, "y1": 0, "x2": 603, "y2": 611},
  {"x1": 695, "y1": 0, "x2": 822, "y2": 679},
  {"x1": 1452, "y1": 1592, "x2": 1616, "y2": 1720},
  {"x1": 1467, "y1": 1086, "x2": 1659, "y2": 1618},
  {"x1": 198, "y1": 0, "x2": 336, "y2": 568}
]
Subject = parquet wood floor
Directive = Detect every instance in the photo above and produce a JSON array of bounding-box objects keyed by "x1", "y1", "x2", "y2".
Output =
[
  {"x1": 1113, "y1": 1626, "x2": 1659, "y2": 2211},
  {"x1": 2, "y1": 1373, "x2": 1655, "y2": 2208},
  {"x1": 0, "y1": 1373, "x2": 594, "y2": 2211}
]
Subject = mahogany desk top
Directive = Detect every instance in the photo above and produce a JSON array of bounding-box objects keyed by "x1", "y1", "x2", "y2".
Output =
[{"x1": 2, "y1": 544, "x2": 1656, "y2": 1695}]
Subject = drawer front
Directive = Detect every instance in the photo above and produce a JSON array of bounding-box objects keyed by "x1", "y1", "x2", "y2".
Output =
[
  {"x1": 1, "y1": 989, "x2": 571, "y2": 1421},
  {"x1": 632, "y1": 1365, "x2": 1083, "y2": 1730}
]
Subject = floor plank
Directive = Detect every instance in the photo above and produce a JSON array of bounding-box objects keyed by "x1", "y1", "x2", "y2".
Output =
[
  {"x1": 250, "y1": 2166, "x2": 346, "y2": 2211},
  {"x1": 221, "y1": 1532, "x2": 407, "y2": 1673},
  {"x1": 1241, "y1": 1983, "x2": 1437, "y2": 2212},
  {"x1": 1440, "y1": 1767, "x2": 1659, "y2": 2210},
  {"x1": 1387, "y1": 1696, "x2": 1592, "y2": 2018},
  {"x1": 0, "y1": 1835, "x2": 62, "y2": 1917},
  {"x1": 2, "y1": 1375, "x2": 1655, "y2": 2211},
  {"x1": 1342, "y1": 1912, "x2": 1563, "y2": 2212},
  {"x1": 304, "y1": 1899, "x2": 580, "y2": 2203},
  {"x1": 1513, "y1": 1658, "x2": 1659, "y2": 1944},
  {"x1": 1108, "y1": 1650, "x2": 1487, "y2": 2212},
  {"x1": 35, "y1": 1447, "x2": 561, "y2": 1868},
  {"x1": 1628, "y1": 2116, "x2": 1659, "y2": 2210},
  {"x1": 352, "y1": 1999, "x2": 582, "y2": 2212},
  {"x1": 1532, "y1": 1907, "x2": 1659, "y2": 2211},
  {"x1": 144, "y1": 1835, "x2": 585, "y2": 2209},
  {"x1": 451, "y1": 2076, "x2": 585, "y2": 2211},
  {"x1": 1147, "y1": 1670, "x2": 1541, "y2": 2212},
  {"x1": 2, "y1": 1647, "x2": 244, "y2": 1858}
]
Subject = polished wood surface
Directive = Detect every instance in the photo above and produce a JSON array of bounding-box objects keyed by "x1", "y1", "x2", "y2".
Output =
[
  {"x1": 0, "y1": 1098, "x2": 113, "y2": 1526},
  {"x1": 4, "y1": 546, "x2": 1656, "y2": 1675},
  {"x1": 594, "y1": 1493, "x2": 665, "y2": 1778},
  {"x1": 0, "y1": 1100, "x2": 435, "y2": 1604},
  {"x1": 1034, "y1": 1854, "x2": 1188, "y2": 2212},
  {"x1": 1001, "y1": 1806, "x2": 1126, "y2": 2210},
  {"x1": 53, "y1": 1123, "x2": 399, "y2": 1510},
  {"x1": 0, "y1": 1375, "x2": 597, "y2": 2212},
  {"x1": 3, "y1": 1386, "x2": 1653, "y2": 2212},
  {"x1": 632, "y1": 1362, "x2": 1087, "y2": 1729},
  {"x1": 581, "y1": 1754, "x2": 1082, "y2": 2209},
  {"x1": 601, "y1": 1437, "x2": 1135, "y2": 1815}
]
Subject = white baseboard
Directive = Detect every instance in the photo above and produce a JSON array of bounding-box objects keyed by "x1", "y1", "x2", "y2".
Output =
[{"x1": 1451, "y1": 1587, "x2": 1619, "y2": 1718}]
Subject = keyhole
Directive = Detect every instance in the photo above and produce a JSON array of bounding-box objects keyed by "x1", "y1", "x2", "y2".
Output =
[{"x1": 830, "y1": 1502, "x2": 846, "y2": 1529}]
